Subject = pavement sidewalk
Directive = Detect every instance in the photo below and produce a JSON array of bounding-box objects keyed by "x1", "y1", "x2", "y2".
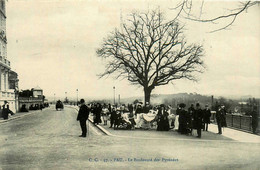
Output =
[
  {"x1": 206, "y1": 123, "x2": 260, "y2": 143},
  {"x1": 0, "y1": 109, "x2": 45, "y2": 124}
]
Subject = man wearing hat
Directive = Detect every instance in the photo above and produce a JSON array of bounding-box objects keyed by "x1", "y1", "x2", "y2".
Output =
[
  {"x1": 216, "y1": 104, "x2": 227, "y2": 134},
  {"x1": 194, "y1": 103, "x2": 203, "y2": 138},
  {"x1": 77, "y1": 99, "x2": 90, "y2": 137},
  {"x1": 203, "y1": 104, "x2": 211, "y2": 131},
  {"x1": 2, "y1": 101, "x2": 10, "y2": 120}
]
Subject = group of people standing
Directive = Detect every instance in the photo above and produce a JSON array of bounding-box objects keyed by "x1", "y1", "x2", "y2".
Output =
[
  {"x1": 176, "y1": 103, "x2": 227, "y2": 138},
  {"x1": 76, "y1": 99, "x2": 227, "y2": 138},
  {"x1": 176, "y1": 103, "x2": 211, "y2": 138}
]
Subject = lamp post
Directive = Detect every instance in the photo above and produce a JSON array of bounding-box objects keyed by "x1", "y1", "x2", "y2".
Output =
[
  {"x1": 76, "y1": 89, "x2": 78, "y2": 105},
  {"x1": 113, "y1": 86, "x2": 115, "y2": 105},
  {"x1": 54, "y1": 93, "x2": 56, "y2": 103},
  {"x1": 65, "y1": 92, "x2": 67, "y2": 103}
]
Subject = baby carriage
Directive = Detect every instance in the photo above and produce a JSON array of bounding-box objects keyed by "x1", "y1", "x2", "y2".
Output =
[{"x1": 114, "y1": 112, "x2": 132, "y2": 130}]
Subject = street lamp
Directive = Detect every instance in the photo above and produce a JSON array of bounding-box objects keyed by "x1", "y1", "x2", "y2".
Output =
[
  {"x1": 54, "y1": 93, "x2": 56, "y2": 103},
  {"x1": 76, "y1": 89, "x2": 78, "y2": 105},
  {"x1": 113, "y1": 86, "x2": 115, "y2": 105},
  {"x1": 65, "y1": 92, "x2": 67, "y2": 103}
]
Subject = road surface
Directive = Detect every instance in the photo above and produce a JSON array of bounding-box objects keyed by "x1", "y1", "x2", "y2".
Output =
[{"x1": 0, "y1": 106, "x2": 259, "y2": 170}]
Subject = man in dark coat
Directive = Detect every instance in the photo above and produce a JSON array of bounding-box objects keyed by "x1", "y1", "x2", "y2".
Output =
[
  {"x1": 93, "y1": 103, "x2": 102, "y2": 125},
  {"x1": 77, "y1": 99, "x2": 90, "y2": 137},
  {"x1": 2, "y1": 101, "x2": 10, "y2": 120},
  {"x1": 188, "y1": 104, "x2": 195, "y2": 134},
  {"x1": 114, "y1": 109, "x2": 122, "y2": 130},
  {"x1": 194, "y1": 103, "x2": 203, "y2": 138},
  {"x1": 216, "y1": 105, "x2": 227, "y2": 134},
  {"x1": 109, "y1": 107, "x2": 117, "y2": 128},
  {"x1": 203, "y1": 104, "x2": 211, "y2": 131}
]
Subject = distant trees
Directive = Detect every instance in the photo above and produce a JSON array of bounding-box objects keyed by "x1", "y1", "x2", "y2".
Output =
[
  {"x1": 242, "y1": 98, "x2": 259, "y2": 115},
  {"x1": 162, "y1": 93, "x2": 212, "y2": 107},
  {"x1": 216, "y1": 97, "x2": 237, "y2": 112},
  {"x1": 97, "y1": 9, "x2": 205, "y2": 103}
]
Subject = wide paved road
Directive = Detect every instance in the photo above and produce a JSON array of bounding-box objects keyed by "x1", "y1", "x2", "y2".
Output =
[{"x1": 0, "y1": 106, "x2": 259, "y2": 170}]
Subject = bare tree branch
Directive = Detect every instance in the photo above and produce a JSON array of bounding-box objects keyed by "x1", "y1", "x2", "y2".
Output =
[{"x1": 170, "y1": 0, "x2": 259, "y2": 32}]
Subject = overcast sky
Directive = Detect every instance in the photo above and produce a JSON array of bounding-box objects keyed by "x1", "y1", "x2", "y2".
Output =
[{"x1": 6, "y1": 0, "x2": 260, "y2": 101}]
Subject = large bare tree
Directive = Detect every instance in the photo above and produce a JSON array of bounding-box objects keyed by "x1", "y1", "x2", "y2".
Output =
[{"x1": 97, "y1": 10, "x2": 204, "y2": 103}]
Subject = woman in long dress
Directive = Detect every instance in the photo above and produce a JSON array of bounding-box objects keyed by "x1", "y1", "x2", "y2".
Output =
[
  {"x1": 156, "y1": 104, "x2": 169, "y2": 131},
  {"x1": 102, "y1": 104, "x2": 109, "y2": 125},
  {"x1": 134, "y1": 104, "x2": 143, "y2": 128},
  {"x1": 174, "y1": 105, "x2": 180, "y2": 131}
]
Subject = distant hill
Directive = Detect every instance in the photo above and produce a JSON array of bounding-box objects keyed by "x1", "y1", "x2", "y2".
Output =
[{"x1": 117, "y1": 93, "x2": 214, "y2": 107}]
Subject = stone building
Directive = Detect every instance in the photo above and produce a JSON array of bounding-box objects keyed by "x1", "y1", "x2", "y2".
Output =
[
  {"x1": 18, "y1": 87, "x2": 44, "y2": 111},
  {"x1": 0, "y1": 0, "x2": 19, "y2": 113},
  {"x1": 32, "y1": 86, "x2": 43, "y2": 98}
]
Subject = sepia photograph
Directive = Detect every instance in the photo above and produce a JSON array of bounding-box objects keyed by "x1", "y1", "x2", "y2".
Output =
[{"x1": 0, "y1": 0, "x2": 260, "y2": 169}]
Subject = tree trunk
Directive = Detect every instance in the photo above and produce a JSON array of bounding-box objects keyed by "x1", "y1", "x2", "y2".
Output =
[{"x1": 144, "y1": 86, "x2": 153, "y2": 104}]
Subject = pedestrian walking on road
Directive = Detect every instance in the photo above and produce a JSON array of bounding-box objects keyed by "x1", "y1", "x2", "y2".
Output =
[{"x1": 77, "y1": 99, "x2": 90, "y2": 138}]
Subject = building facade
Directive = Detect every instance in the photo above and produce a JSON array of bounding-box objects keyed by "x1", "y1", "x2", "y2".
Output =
[
  {"x1": 0, "y1": 0, "x2": 19, "y2": 113},
  {"x1": 18, "y1": 87, "x2": 44, "y2": 111}
]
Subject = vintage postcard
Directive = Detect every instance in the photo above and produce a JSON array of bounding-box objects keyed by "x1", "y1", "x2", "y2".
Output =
[{"x1": 0, "y1": 0, "x2": 259, "y2": 169}]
